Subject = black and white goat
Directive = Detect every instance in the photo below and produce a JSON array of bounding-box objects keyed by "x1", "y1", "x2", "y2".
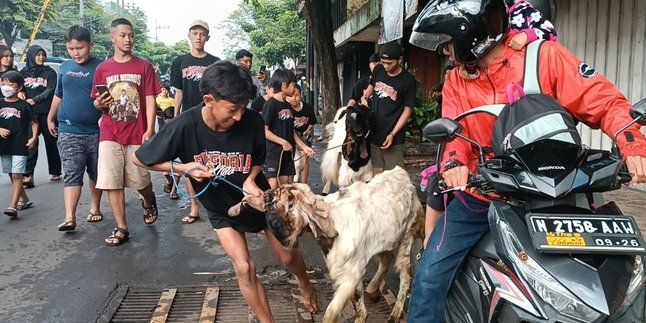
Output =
[
  {"x1": 320, "y1": 105, "x2": 373, "y2": 195},
  {"x1": 229, "y1": 167, "x2": 425, "y2": 323}
]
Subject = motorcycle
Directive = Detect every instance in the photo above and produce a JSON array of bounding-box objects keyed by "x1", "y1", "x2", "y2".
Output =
[{"x1": 422, "y1": 100, "x2": 646, "y2": 322}]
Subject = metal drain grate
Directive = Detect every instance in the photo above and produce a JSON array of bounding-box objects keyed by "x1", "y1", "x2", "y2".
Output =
[{"x1": 109, "y1": 279, "x2": 396, "y2": 322}]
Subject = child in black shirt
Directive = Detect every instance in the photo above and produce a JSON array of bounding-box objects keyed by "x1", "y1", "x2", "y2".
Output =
[
  {"x1": 133, "y1": 61, "x2": 318, "y2": 319},
  {"x1": 0, "y1": 71, "x2": 38, "y2": 217},
  {"x1": 287, "y1": 84, "x2": 317, "y2": 183},
  {"x1": 262, "y1": 69, "x2": 314, "y2": 188}
]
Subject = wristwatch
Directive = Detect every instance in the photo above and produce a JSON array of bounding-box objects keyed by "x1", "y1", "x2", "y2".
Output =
[{"x1": 443, "y1": 159, "x2": 463, "y2": 172}]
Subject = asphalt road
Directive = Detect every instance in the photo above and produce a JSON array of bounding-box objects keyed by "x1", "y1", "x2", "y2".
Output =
[{"x1": 0, "y1": 139, "x2": 329, "y2": 322}]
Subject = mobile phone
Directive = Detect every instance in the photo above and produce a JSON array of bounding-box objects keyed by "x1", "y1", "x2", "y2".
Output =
[{"x1": 95, "y1": 85, "x2": 109, "y2": 95}]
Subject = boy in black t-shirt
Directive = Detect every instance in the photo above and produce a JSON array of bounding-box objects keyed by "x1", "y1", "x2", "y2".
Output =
[
  {"x1": 287, "y1": 84, "x2": 317, "y2": 183},
  {"x1": 0, "y1": 71, "x2": 38, "y2": 217},
  {"x1": 361, "y1": 41, "x2": 416, "y2": 175},
  {"x1": 133, "y1": 61, "x2": 318, "y2": 319},
  {"x1": 262, "y1": 69, "x2": 314, "y2": 188},
  {"x1": 170, "y1": 19, "x2": 220, "y2": 224}
]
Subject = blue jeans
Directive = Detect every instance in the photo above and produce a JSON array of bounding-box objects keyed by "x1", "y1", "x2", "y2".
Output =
[{"x1": 407, "y1": 193, "x2": 490, "y2": 322}]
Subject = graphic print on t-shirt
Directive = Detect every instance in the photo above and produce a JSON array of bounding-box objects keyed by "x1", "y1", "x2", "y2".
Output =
[
  {"x1": 193, "y1": 151, "x2": 253, "y2": 177},
  {"x1": 278, "y1": 108, "x2": 293, "y2": 120},
  {"x1": 24, "y1": 77, "x2": 48, "y2": 89},
  {"x1": 0, "y1": 107, "x2": 21, "y2": 119},
  {"x1": 294, "y1": 116, "x2": 308, "y2": 129},
  {"x1": 374, "y1": 81, "x2": 398, "y2": 101},
  {"x1": 108, "y1": 82, "x2": 140, "y2": 122},
  {"x1": 182, "y1": 65, "x2": 207, "y2": 82}
]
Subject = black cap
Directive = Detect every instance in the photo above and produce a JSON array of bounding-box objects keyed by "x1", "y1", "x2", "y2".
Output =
[
  {"x1": 380, "y1": 41, "x2": 403, "y2": 59},
  {"x1": 368, "y1": 53, "x2": 381, "y2": 62}
]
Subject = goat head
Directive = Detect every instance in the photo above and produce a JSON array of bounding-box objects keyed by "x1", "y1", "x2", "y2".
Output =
[{"x1": 228, "y1": 183, "x2": 336, "y2": 249}]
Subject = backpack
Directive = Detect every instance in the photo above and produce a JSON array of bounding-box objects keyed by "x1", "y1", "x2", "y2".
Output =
[{"x1": 490, "y1": 41, "x2": 581, "y2": 156}]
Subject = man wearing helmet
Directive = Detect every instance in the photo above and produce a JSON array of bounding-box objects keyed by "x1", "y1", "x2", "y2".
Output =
[{"x1": 407, "y1": 0, "x2": 646, "y2": 321}]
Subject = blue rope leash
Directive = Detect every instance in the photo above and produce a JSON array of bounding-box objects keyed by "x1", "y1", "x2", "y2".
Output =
[{"x1": 168, "y1": 160, "x2": 248, "y2": 198}]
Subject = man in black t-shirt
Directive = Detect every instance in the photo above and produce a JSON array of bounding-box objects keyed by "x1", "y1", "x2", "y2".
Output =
[
  {"x1": 346, "y1": 53, "x2": 380, "y2": 107},
  {"x1": 170, "y1": 19, "x2": 220, "y2": 224},
  {"x1": 133, "y1": 61, "x2": 318, "y2": 319},
  {"x1": 361, "y1": 41, "x2": 416, "y2": 175}
]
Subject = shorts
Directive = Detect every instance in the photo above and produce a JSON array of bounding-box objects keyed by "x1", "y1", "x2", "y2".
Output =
[
  {"x1": 264, "y1": 153, "x2": 296, "y2": 178},
  {"x1": 370, "y1": 143, "x2": 405, "y2": 170},
  {"x1": 57, "y1": 132, "x2": 99, "y2": 187},
  {"x1": 208, "y1": 174, "x2": 271, "y2": 232},
  {"x1": 1, "y1": 155, "x2": 27, "y2": 174},
  {"x1": 96, "y1": 141, "x2": 151, "y2": 190}
]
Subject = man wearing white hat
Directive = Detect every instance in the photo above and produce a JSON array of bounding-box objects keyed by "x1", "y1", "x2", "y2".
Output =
[{"x1": 170, "y1": 19, "x2": 220, "y2": 224}]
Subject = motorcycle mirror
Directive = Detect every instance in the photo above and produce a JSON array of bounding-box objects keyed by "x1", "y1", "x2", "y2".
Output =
[
  {"x1": 423, "y1": 118, "x2": 462, "y2": 143},
  {"x1": 630, "y1": 98, "x2": 646, "y2": 125}
]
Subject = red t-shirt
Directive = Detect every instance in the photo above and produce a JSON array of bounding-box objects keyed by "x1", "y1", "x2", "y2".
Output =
[{"x1": 91, "y1": 56, "x2": 160, "y2": 145}]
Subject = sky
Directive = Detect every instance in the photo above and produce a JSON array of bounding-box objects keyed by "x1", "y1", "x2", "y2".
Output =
[{"x1": 121, "y1": 0, "x2": 243, "y2": 57}]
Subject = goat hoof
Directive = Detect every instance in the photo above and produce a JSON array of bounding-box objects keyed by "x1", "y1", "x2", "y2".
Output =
[{"x1": 366, "y1": 290, "x2": 380, "y2": 303}]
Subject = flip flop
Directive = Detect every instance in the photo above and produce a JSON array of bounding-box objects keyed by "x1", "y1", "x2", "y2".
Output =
[
  {"x1": 181, "y1": 214, "x2": 200, "y2": 224},
  {"x1": 163, "y1": 182, "x2": 172, "y2": 194},
  {"x1": 16, "y1": 201, "x2": 33, "y2": 211},
  {"x1": 169, "y1": 192, "x2": 179, "y2": 200},
  {"x1": 87, "y1": 212, "x2": 103, "y2": 222},
  {"x1": 57, "y1": 221, "x2": 76, "y2": 232}
]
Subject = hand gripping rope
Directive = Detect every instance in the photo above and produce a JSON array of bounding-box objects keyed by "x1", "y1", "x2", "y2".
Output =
[{"x1": 168, "y1": 160, "x2": 248, "y2": 198}]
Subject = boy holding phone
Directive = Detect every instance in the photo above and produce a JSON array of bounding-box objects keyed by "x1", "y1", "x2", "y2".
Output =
[
  {"x1": 92, "y1": 18, "x2": 160, "y2": 246},
  {"x1": 47, "y1": 25, "x2": 104, "y2": 231}
]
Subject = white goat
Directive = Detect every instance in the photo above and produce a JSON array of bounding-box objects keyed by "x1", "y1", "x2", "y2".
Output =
[
  {"x1": 320, "y1": 107, "x2": 373, "y2": 194},
  {"x1": 229, "y1": 166, "x2": 425, "y2": 322}
]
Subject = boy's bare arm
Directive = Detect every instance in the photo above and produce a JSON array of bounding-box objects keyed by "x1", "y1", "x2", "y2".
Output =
[{"x1": 173, "y1": 89, "x2": 183, "y2": 117}]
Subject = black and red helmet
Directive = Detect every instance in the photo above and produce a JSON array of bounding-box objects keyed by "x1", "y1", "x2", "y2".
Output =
[{"x1": 410, "y1": 0, "x2": 509, "y2": 67}]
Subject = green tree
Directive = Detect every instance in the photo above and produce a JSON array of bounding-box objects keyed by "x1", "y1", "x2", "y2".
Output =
[
  {"x1": 224, "y1": 0, "x2": 305, "y2": 70},
  {"x1": 243, "y1": 0, "x2": 341, "y2": 123},
  {"x1": 0, "y1": 0, "x2": 60, "y2": 49}
]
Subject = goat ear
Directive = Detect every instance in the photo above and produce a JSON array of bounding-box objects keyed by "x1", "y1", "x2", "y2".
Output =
[
  {"x1": 288, "y1": 184, "x2": 337, "y2": 239},
  {"x1": 359, "y1": 140, "x2": 369, "y2": 159},
  {"x1": 228, "y1": 194, "x2": 265, "y2": 216},
  {"x1": 342, "y1": 131, "x2": 352, "y2": 161}
]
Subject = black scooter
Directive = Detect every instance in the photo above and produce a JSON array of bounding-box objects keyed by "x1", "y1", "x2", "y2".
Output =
[{"x1": 423, "y1": 100, "x2": 646, "y2": 322}]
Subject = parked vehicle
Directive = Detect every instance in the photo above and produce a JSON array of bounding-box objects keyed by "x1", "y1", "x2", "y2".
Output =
[{"x1": 423, "y1": 100, "x2": 646, "y2": 322}]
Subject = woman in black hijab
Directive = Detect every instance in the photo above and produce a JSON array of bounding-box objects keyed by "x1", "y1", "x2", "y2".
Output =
[{"x1": 19, "y1": 45, "x2": 60, "y2": 186}]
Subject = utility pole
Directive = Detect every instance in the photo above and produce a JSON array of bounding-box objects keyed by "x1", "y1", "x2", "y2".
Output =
[
  {"x1": 154, "y1": 19, "x2": 169, "y2": 43},
  {"x1": 79, "y1": 0, "x2": 84, "y2": 26}
]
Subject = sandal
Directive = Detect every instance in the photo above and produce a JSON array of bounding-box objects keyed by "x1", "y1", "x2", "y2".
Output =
[
  {"x1": 57, "y1": 221, "x2": 76, "y2": 232},
  {"x1": 181, "y1": 214, "x2": 200, "y2": 224},
  {"x1": 87, "y1": 212, "x2": 103, "y2": 222},
  {"x1": 4, "y1": 207, "x2": 17, "y2": 218},
  {"x1": 23, "y1": 176, "x2": 34, "y2": 189},
  {"x1": 16, "y1": 201, "x2": 33, "y2": 211},
  {"x1": 163, "y1": 182, "x2": 172, "y2": 194},
  {"x1": 105, "y1": 227, "x2": 129, "y2": 246},
  {"x1": 142, "y1": 193, "x2": 158, "y2": 225},
  {"x1": 50, "y1": 175, "x2": 62, "y2": 181},
  {"x1": 169, "y1": 191, "x2": 179, "y2": 200}
]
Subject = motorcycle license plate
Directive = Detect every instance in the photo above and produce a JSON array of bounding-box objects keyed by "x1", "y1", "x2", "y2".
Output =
[{"x1": 526, "y1": 213, "x2": 646, "y2": 254}]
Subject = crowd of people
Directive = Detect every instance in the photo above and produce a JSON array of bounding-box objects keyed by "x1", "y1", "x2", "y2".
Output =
[{"x1": 2, "y1": 0, "x2": 646, "y2": 321}]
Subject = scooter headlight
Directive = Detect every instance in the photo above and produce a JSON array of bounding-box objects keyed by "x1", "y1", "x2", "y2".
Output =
[
  {"x1": 499, "y1": 220, "x2": 602, "y2": 322},
  {"x1": 622, "y1": 255, "x2": 646, "y2": 307}
]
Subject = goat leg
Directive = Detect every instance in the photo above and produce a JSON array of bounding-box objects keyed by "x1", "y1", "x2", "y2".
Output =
[
  {"x1": 389, "y1": 235, "x2": 414, "y2": 322},
  {"x1": 354, "y1": 282, "x2": 367, "y2": 323},
  {"x1": 365, "y1": 251, "x2": 394, "y2": 303},
  {"x1": 323, "y1": 271, "x2": 363, "y2": 323}
]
